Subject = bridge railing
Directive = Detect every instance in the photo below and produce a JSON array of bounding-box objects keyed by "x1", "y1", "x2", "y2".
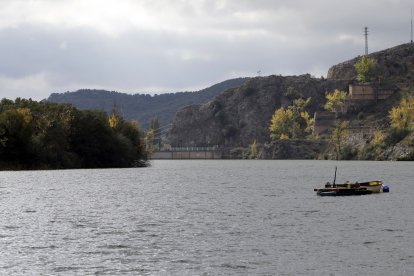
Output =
[{"x1": 165, "y1": 146, "x2": 220, "y2": 152}]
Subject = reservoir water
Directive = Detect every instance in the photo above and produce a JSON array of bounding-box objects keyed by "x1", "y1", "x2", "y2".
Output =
[{"x1": 0, "y1": 160, "x2": 413, "y2": 275}]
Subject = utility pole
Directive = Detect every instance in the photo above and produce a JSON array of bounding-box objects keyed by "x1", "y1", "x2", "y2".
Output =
[
  {"x1": 364, "y1": 27, "x2": 369, "y2": 55},
  {"x1": 411, "y1": 9, "x2": 413, "y2": 43}
]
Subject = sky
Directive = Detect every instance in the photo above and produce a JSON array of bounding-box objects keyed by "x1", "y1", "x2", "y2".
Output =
[{"x1": 0, "y1": 0, "x2": 412, "y2": 100}]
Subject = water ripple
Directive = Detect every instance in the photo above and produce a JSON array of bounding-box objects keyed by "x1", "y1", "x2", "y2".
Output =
[{"x1": 0, "y1": 160, "x2": 413, "y2": 275}]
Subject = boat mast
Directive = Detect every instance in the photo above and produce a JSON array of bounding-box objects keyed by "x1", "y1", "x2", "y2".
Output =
[{"x1": 333, "y1": 166, "x2": 337, "y2": 185}]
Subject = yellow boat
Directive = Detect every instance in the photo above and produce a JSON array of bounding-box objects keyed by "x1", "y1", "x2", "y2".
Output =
[
  {"x1": 315, "y1": 167, "x2": 388, "y2": 196},
  {"x1": 358, "y1": 181, "x2": 383, "y2": 193},
  {"x1": 329, "y1": 181, "x2": 383, "y2": 193}
]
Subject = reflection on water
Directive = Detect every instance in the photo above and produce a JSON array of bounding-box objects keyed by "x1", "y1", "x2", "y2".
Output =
[{"x1": 0, "y1": 160, "x2": 413, "y2": 275}]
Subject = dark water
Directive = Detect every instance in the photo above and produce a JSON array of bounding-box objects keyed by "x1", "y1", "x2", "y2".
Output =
[{"x1": 0, "y1": 160, "x2": 413, "y2": 275}]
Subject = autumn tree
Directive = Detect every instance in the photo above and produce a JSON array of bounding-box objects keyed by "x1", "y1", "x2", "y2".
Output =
[
  {"x1": 389, "y1": 96, "x2": 414, "y2": 130},
  {"x1": 269, "y1": 107, "x2": 294, "y2": 140},
  {"x1": 324, "y1": 89, "x2": 347, "y2": 117},
  {"x1": 354, "y1": 55, "x2": 377, "y2": 83},
  {"x1": 330, "y1": 120, "x2": 349, "y2": 160},
  {"x1": 269, "y1": 97, "x2": 313, "y2": 140},
  {"x1": 248, "y1": 139, "x2": 260, "y2": 159},
  {"x1": 109, "y1": 113, "x2": 121, "y2": 129},
  {"x1": 145, "y1": 128, "x2": 155, "y2": 156}
]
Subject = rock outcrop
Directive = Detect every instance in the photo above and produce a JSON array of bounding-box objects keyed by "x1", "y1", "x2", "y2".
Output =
[
  {"x1": 327, "y1": 43, "x2": 414, "y2": 84},
  {"x1": 166, "y1": 75, "x2": 347, "y2": 148}
]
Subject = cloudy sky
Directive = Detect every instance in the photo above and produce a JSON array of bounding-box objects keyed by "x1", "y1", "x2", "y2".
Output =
[{"x1": 0, "y1": 0, "x2": 412, "y2": 100}]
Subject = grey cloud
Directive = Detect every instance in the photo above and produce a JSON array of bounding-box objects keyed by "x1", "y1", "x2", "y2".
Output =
[{"x1": 0, "y1": 0, "x2": 413, "y2": 100}]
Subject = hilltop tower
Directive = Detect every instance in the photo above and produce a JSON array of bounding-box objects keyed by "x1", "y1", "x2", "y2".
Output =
[
  {"x1": 411, "y1": 9, "x2": 413, "y2": 43},
  {"x1": 364, "y1": 27, "x2": 369, "y2": 55}
]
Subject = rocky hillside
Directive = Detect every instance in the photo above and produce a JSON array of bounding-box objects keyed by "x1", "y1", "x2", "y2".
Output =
[
  {"x1": 166, "y1": 74, "x2": 347, "y2": 148},
  {"x1": 167, "y1": 43, "x2": 414, "y2": 160},
  {"x1": 327, "y1": 43, "x2": 414, "y2": 87},
  {"x1": 47, "y1": 78, "x2": 248, "y2": 129}
]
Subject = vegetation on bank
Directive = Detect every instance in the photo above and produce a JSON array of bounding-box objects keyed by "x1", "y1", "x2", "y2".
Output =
[
  {"x1": 242, "y1": 54, "x2": 411, "y2": 160},
  {"x1": 0, "y1": 98, "x2": 149, "y2": 170},
  {"x1": 267, "y1": 84, "x2": 414, "y2": 160}
]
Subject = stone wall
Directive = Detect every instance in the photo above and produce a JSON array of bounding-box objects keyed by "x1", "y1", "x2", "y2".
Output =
[{"x1": 349, "y1": 84, "x2": 395, "y2": 100}]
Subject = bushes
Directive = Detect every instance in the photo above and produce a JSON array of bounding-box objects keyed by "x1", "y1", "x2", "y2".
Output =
[
  {"x1": 0, "y1": 98, "x2": 147, "y2": 169},
  {"x1": 385, "y1": 128, "x2": 409, "y2": 145}
]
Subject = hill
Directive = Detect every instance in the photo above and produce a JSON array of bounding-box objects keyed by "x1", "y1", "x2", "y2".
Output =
[
  {"x1": 166, "y1": 74, "x2": 348, "y2": 148},
  {"x1": 166, "y1": 43, "x2": 414, "y2": 160},
  {"x1": 47, "y1": 78, "x2": 249, "y2": 129}
]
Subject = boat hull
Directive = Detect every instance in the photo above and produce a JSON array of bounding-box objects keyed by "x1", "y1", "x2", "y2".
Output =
[{"x1": 317, "y1": 188, "x2": 373, "y2": 196}]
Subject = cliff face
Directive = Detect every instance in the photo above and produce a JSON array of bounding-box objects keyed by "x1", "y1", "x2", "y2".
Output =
[
  {"x1": 166, "y1": 75, "x2": 347, "y2": 148},
  {"x1": 327, "y1": 43, "x2": 414, "y2": 83}
]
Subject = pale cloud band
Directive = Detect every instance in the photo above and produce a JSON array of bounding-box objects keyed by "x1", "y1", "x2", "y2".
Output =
[{"x1": 0, "y1": 0, "x2": 411, "y2": 100}]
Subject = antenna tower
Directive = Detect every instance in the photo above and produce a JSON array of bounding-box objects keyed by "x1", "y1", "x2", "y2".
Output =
[
  {"x1": 411, "y1": 9, "x2": 413, "y2": 43},
  {"x1": 364, "y1": 27, "x2": 369, "y2": 55}
]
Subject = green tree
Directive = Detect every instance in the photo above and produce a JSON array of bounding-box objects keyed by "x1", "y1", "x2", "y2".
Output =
[
  {"x1": 118, "y1": 119, "x2": 145, "y2": 159},
  {"x1": 32, "y1": 103, "x2": 77, "y2": 168},
  {"x1": 0, "y1": 99, "x2": 148, "y2": 169},
  {"x1": 354, "y1": 55, "x2": 377, "y2": 83},
  {"x1": 0, "y1": 108, "x2": 35, "y2": 167},
  {"x1": 324, "y1": 89, "x2": 347, "y2": 117}
]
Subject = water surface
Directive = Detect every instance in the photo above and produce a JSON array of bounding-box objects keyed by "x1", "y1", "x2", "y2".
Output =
[{"x1": 0, "y1": 160, "x2": 413, "y2": 275}]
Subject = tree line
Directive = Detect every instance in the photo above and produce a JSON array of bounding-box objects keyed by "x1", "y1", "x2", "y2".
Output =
[{"x1": 0, "y1": 98, "x2": 148, "y2": 170}]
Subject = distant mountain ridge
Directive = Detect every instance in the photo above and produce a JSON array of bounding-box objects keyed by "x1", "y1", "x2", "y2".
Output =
[{"x1": 47, "y1": 78, "x2": 249, "y2": 129}]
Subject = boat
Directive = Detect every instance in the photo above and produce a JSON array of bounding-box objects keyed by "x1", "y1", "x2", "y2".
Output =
[
  {"x1": 314, "y1": 184, "x2": 373, "y2": 196},
  {"x1": 330, "y1": 180, "x2": 383, "y2": 193},
  {"x1": 314, "y1": 167, "x2": 388, "y2": 196}
]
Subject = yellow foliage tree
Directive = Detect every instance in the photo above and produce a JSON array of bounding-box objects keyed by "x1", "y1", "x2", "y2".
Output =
[
  {"x1": 372, "y1": 130, "x2": 386, "y2": 147},
  {"x1": 279, "y1": 133, "x2": 289, "y2": 140},
  {"x1": 269, "y1": 97, "x2": 313, "y2": 140},
  {"x1": 16, "y1": 108, "x2": 33, "y2": 124},
  {"x1": 269, "y1": 107, "x2": 294, "y2": 140},
  {"x1": 389, "y1": 96, "x2": 414, "y2": 130},
  {"x1": 108, "y1": 113, "x2": 121, "y2": 129},
  {"x1": 324, "y1": 89, "x2": 347, "y2": 116},
  {"x1": 248, "y1": 139, "x2": 260, "y2": 159},
  {"x1": 330, "y1": 120, "x2": 349, "y2": 160},
  {"x1": 145, "y1": 128, "x2": 155, "y2": 156},
  {"x1": 300, "y1": 111, "x2": 314, "y2": 134}
]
